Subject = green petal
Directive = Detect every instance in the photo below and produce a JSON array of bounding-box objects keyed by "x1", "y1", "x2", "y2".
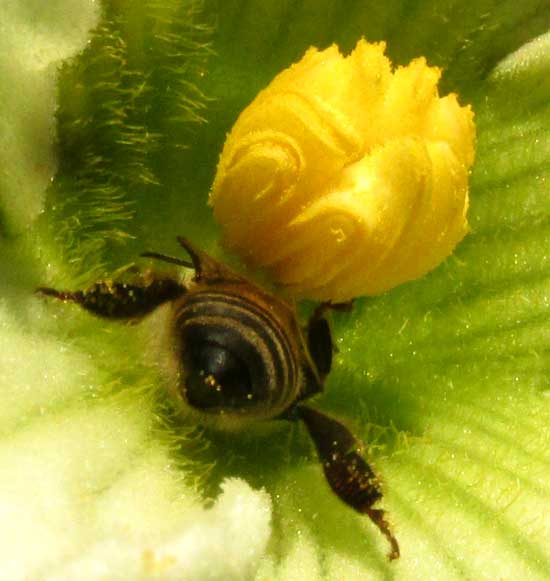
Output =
[{"x1": 1, "y1": 1, "x2": 549, "y2": 578}]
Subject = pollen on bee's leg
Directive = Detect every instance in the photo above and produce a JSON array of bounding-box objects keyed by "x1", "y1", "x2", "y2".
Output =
[
  {"x1": 37, "y1": 278, "x2": 185, "y2": 320},
  {"x1": 320, "y1": 446, "x2": 399, "y2": 560},
  {"x1": 364, "y1": 507, "x2": 400, "y2": 560},
  {"x1": 297, "y1": 404, "x2": 400, "y2": 560},
  {"x1": 36, "y1": 287, "x2": 84, "y2": 303}
]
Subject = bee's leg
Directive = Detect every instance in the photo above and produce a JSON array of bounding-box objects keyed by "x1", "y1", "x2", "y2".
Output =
[
  {"x1": 305, "y1": 300, "x2": 354, "y2": 379},
  {"x1": 305, "y1": 309, "x2": 334, "y2": 379},
  {"x1": 311, "y1": 300, "x2": 354, "y2": 320},
  {"x1": 37, "y1": 276, "x2": 185, "y2": 320},
  {"x1": 297, "y1": 404, "x2": 399, "y2": 561}
]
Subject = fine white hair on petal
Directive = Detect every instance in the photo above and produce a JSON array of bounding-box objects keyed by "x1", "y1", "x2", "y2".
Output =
[{"x1": 45, "y1": 478, "x2": 272, "y2": 581}]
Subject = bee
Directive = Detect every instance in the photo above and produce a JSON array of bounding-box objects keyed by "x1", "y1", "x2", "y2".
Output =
[{"x1": 37, "y1": 236, "x2": 399, "y2": 560}]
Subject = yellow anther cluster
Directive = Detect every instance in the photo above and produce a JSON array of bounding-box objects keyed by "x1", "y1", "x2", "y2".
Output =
[{"x1": 210, "y1": 40, "x2": 475, "y2": 301}]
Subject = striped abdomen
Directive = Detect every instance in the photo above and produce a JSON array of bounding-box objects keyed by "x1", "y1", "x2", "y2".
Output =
[{"x1": 172, "y1": 289, "x2": 302, "y2": 421}]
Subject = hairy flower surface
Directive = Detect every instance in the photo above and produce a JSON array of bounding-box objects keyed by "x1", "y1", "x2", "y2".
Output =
[{"x1": 210, "y1": 39, "x2": 476, "y2": 300}]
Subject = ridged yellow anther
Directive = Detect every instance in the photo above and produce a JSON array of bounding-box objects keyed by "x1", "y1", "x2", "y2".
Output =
[{"x1": 210, "y1": 40, "x2": 475, "y2": 301}]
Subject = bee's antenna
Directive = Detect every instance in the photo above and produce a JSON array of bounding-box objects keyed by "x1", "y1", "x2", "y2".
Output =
[{"x1": 140, "y1": 252, "x2": 193, "y2": 269}]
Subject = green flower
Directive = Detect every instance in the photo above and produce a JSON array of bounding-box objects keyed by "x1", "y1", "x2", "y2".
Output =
[{"x1": 0, "y1": 1, "x2": 548, "y2": 578}]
